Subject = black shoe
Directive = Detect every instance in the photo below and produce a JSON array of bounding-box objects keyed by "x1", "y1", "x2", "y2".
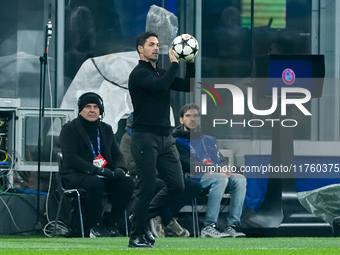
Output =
[
  {"x1": 128, "y1": 236, "x2": 152, "y2": 248},
  {"x1": 144, "y1": 229, "x2": 155, "y2": 245},
  {"x1": 106, "y1": 225, "x2": 123, "y2": 237},
  {"x1": 89, "y1": 224, "x2": 111, "y2": 238}
]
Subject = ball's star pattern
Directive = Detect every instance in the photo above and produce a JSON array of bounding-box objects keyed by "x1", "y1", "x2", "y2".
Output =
[{"x1": 172, "y1": 34, "x2": 199, "y2": 61}]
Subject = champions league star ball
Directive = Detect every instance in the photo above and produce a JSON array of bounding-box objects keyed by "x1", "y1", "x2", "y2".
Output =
[{"x1": 171, "y1": 34, "x2": 199, "y2": 61}]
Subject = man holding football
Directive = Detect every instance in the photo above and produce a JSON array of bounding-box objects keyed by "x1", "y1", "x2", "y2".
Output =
[{"x1": 127, "y1": 31, "x2": 195, "y2": 248}]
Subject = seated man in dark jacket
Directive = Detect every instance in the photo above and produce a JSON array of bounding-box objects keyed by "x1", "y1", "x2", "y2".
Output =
[
  {"x1": 173, "y1": 103, "x2": 247, "y2": 238},
  {"x1": 59, "y1": 92, "x2": 134, "y2": 238}
]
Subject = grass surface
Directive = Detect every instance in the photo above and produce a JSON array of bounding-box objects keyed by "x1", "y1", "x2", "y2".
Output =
[{"x1": 0, "y1": 236, "x2": 339, "y2": 255}]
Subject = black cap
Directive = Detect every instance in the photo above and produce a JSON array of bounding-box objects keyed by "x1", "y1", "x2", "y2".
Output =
[{"x1": 78, "y1": 92, "x2": 103, "y2": 114}]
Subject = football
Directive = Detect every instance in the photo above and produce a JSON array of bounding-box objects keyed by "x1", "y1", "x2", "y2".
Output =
[{"x1": 171, "y1": 34, "x2": 199, "y2": 61}]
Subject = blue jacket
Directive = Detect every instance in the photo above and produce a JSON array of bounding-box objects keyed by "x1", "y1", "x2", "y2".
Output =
[{"x1": 173, "y1": 125, "x2": 228, "y2": 181}]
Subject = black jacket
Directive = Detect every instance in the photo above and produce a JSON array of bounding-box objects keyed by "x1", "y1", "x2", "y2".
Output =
[
  {"x1": 128, "y1": 60, "x2": 195, "y2": 136},
  {"x1": 59, "y1": 116, "x2": 126, "y2": 188}
]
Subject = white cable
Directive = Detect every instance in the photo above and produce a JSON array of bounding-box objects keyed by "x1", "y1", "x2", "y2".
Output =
[
  {"x1": 0, "y1": 149, "x2": 22, "y2": 231},
  {"x1": 43, "y1": 220, "x2": 69, "y2": 237},
  {"x1": 0, "y1": 148, "x2": 14, "y2": 191},
  {"x1": 0, "y1": 173, "x2": 11, "y2": 194},
  {"x1": 44, "y1": 46, "x2": 55, "y2": 225}
]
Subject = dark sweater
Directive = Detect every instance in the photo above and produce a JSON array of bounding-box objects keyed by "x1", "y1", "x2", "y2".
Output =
[{"x1": 128, "y1": 60, "x2": 195, "y2": 136}]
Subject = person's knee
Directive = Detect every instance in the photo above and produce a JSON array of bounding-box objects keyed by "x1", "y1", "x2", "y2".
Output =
[
  {"x1": 194, "y1": 182, "x2": 203, "y2": 194},
  {"x1": 234, "y1": 175, "x2": 247, "y2": 189},
  {"x1": 111, "y1": 176, "x2": 135, "y2": 201},
  {"x1": 214, "y1": 174, "x2": 229, "y2": 188},
  {"x1": 203, "y1": 172, "x2": 229, "y2": 186},
  {"x1": 169, "y1": 180, "x2": 185, "y2": 195},
  {"x1": 185, "y1": 180, "x2": 202, "y2": 194},
  {"x1": 84, "y1": 178, "x2": 105, "y2": 198}
]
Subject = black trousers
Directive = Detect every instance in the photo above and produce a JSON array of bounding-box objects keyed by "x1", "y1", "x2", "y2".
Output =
[
  {"x1": 78, "y1": 174, "x2": 134, "y2": 227},
  {"x1": 130, "y1": 132, "x2": 185, "y2": 237}
]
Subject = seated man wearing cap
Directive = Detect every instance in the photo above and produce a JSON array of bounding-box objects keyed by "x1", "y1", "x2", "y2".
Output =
[{"x1": 59, "y1": 92, "x2": 135, "y2": 238}]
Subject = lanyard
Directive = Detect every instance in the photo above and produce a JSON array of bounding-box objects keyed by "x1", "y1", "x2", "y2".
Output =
[
  {"x1": 90, "y1": 129, "x2": 101, "y2": 158},
  {"x1": 189, "y1": 139, "x2": 209, "y2": 160}
]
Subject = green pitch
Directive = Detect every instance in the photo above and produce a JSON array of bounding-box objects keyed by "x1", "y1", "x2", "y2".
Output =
[{"x1": 0, "y1": 236, "x2": 339, "y2": 255}]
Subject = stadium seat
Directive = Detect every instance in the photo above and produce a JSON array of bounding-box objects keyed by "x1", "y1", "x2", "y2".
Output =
[
  {"x1": 191, "y1": 188, "x2": 231, "y2": 237},
  {"x1": 53, "y1": 152, "x2": 129, "y2": 237},
  {"x1": 53, "y1": 152, "x2": 86, "y2": 237}
]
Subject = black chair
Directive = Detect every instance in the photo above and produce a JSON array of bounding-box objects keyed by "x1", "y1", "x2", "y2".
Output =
[
  {"x1": 191, "y1": 189, "x2": 231, "y2": 237},
  {"x1": 53, "y1": 152, "x2": 130, "y2": 237},
  {"x1": 53, "y1": 152, "x2": 86, "y2": 237}
]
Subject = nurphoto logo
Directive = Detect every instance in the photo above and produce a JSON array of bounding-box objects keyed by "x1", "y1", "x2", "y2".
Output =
[{"x1": 197, "y1": 77, "x2": 312, "y2": 128}]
